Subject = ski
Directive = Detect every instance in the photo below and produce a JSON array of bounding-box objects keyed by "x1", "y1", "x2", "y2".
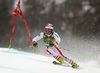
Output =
[
  {"x1": 53, "y1": 61, "x2": 61, "y2": 65},
  {"x1": 52, "y1": 61, "x2": 79, "y2": 68},
  {"x1": 53, "y1": 61, "x2": 70, "y2": 67}
]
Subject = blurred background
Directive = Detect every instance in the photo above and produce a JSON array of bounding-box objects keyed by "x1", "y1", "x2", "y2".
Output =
[{"x1": 0, "y1": 0, "x2": 100, "y2": 65}]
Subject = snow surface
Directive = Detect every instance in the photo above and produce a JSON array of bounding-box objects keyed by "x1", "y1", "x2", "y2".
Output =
[{"x1": 0, "y1": 48, "x2": 100, "y2": 73}]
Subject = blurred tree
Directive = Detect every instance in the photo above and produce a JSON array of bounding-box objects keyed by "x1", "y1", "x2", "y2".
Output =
[
  {"x1": 0, "y1": 0, "x2": 12, "y2": 46},
  {"x1": 55, "y1": 0, "x2": 100, "y2": 37},
  {"x1": 0, "y1": 0, "x2": 10, "y2": 32},
  {"x1": 24, "y1": 0, "x2": 100, "y2": 38}
]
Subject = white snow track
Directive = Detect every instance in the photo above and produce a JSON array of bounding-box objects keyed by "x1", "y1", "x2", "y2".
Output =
[{"x1": 0, "y1": 48, "x2": 100, "y2": 73}]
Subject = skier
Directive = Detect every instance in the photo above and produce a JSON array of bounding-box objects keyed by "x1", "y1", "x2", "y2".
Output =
[{"x1": 32, "y1": 23, "x2": 79, "y2": 68}]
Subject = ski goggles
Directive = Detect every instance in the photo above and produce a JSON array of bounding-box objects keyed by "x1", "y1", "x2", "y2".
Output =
[{"x1": 45, "y1": 28, "x2": 52, "y2": 32}]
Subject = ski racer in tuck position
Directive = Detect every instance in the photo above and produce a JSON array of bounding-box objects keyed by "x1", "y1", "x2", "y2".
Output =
[{"x1": 32, "y1": 23, "x2": 79, "y2": 68}]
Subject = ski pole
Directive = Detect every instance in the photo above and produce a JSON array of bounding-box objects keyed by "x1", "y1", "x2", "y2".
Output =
[
  {"x1": 29, "y1": 45, "x2": 93, "y2": 58},
  {"x1": 60, "y1": 47, "x2": 93, "y2": 59}
]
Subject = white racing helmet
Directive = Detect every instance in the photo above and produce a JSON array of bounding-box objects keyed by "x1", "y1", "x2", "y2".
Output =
[
  {"x1": 45, "y1": 23, "x2": 54, "y2": 34},
  {"x1": 45, "y1": 23, "x2": 53, "y2": 30}
]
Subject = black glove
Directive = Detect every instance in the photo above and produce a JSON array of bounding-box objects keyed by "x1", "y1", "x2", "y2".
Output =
[
  {"x1": 33, "y1": 42, "x2": 38, "y2": 47},
  {"x1": 49, "y1": 43, "x2": 54, "y2": 47}
]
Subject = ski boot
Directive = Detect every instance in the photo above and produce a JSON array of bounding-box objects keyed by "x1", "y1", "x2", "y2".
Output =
[
  {"x1": 64, "y1": 57, "x2": 79, "y2": 68},
  {"x1": 71, "y1": 61, "x2": 79, "y2": 68},
  {"x1": 53, "y1": 57, "x2": 65, "y2": 64},
  {"x1": 57, "y1": 57, "x2": 65, "y2": 64}
]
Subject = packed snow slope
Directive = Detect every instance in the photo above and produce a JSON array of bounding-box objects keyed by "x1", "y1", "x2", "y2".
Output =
[{"x1": 0, "y1": 48, "x2": 100, "y2": 73}]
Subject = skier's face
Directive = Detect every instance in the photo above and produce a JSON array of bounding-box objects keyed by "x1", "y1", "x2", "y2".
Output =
[{"x1": 45, "y1": 28, "x2": 52, "y2": 35}]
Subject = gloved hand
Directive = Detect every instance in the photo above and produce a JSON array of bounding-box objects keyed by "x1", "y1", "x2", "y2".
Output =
[
  {"x1": 49, "y1": 43, "x2": 55, "y2": 47},
  {"x1": 33, "y1": 42, "x2": 38, "y2": 47}
]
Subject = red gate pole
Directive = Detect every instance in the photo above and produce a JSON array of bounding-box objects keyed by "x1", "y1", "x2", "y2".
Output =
[
  {"x1": 23, "y1": 16, "x2": 34, "y2": 53},
  {"x1": 9, "y1": 16, "x2": 17, "y2": 49}
]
